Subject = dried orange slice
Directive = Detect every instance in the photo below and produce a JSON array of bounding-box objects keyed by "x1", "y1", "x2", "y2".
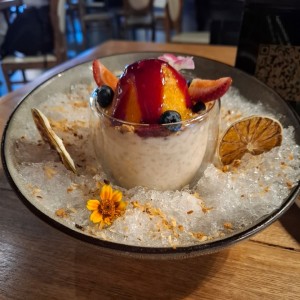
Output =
[{"x1": 219, "y1": 116, "x2": 283, "y2": 165}]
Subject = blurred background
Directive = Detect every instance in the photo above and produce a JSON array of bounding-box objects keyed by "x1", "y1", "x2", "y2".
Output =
[{"x1": 0, "y1": 0, "x2": 245, "y2": 96}]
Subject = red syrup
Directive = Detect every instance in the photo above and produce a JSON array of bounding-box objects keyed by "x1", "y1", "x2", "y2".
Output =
[{"x1": 112, "y1": 59, "x2": 190, "y2": 124}]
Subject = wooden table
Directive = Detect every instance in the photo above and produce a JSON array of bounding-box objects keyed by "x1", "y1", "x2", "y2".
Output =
[{"x1": 0, "y1": 40, "x2": 299, "y2": 299}]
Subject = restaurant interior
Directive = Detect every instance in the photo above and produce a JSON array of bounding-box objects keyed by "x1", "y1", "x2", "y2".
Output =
[
  {"x1": 0, "y1": 1, "x2": 299, "y2": 299},
  {"x1": 0, "y1": 0, "x2": 244, "y2": 96}
]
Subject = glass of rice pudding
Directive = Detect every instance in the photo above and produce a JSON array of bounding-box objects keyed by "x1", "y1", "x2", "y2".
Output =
[{"x1": 89, "y1": 57, "x2": 231, "y2": 191}]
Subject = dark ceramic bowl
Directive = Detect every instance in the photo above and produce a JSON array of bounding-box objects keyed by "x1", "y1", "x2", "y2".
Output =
[{"x1": 2, "y1": 52, "x2": 300, "y2": 259}]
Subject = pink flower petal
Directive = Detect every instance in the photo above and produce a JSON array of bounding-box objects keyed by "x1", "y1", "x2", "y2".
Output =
[{"x1": 158, "y1": 54, "x2": 195, "y2": 71}]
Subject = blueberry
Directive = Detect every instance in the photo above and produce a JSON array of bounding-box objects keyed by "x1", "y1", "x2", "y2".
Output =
[
  {"x1": 159, "y1": 110, "x2": 182, "y2": 132},
  {"x1": 186, "y1": 79, "x2": 192, "y2": 87},
  {"x1": 192, "y1": 101, "x2": 206, "y2": 113},
  {"x1": 94, "y1": 85, "x2": 114, "y2": 108}
]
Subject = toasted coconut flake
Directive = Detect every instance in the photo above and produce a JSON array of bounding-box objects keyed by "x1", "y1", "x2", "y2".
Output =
[
  {"x1": 55, "y1": 208, "x2": 68, "y2": 218},
  {"x1": 223, "y1": 222, "x2": 233, "y2": 230},
  {"x1": 43, "y1": 166, "x2": 57, "y2": 179}
]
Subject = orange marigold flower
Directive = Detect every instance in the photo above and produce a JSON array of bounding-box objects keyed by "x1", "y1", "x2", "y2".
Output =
[{"x1": 86, "y1": 184, "x2": 127, "y2": 228}]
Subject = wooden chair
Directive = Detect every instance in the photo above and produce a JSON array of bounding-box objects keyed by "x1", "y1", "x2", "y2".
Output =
[
  {"x1": 165, "y1": 0, "x2": 210, "y2": 44},
  {"x1": 153, "y1": 0, "x2": 167, "y2": 36},
  {"x1": 121, "y1": 0, "x2": 156, "y2": 41},
  {"x1": 1, "y1": 0, "x2": 67, "y2": 92},
  {"x1": 66, "y1": 0, "x2": 80, "y2": 37},
  {"x1": 78, "y1": 0, "x2": 113, "y2": 49}
]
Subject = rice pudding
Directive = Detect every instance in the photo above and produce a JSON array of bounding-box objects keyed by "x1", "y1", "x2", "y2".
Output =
[{"x1": 90, "y1": 57, "x2": 231, "y2": 190}]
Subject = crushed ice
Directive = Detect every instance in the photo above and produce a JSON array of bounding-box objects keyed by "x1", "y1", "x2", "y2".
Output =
[{"x1": 11, "y1": 84, "x2": 300, "y2": 248}]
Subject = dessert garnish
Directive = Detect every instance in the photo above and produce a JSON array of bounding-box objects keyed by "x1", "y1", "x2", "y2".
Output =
[
  {"x1": 86, "y1": 183, "x2": 127, "y2": 228},
  {"x1": 94, "y1": 85, "x2": 114, "y2": 108},
  {"x1": 92, "y1": 59, "x2": 118, "y2": 90},
  {"x1": 188, "y1": 77, "x2": 232, "y2": 103},
  {"x1": 219, "y1": 115, "x2": 283, "y2": 165},
  {"x1": 157, "y1": 53, "x2": 195, "y2": 70},
  {"x1": 31, "y1": 108, "x2": 76, "y2": 173},
  {"x1": 159, "y1": 110, "x2": 182, "y2": 132},
  {"x1": 191, "y1": 101, "x2": 206, "y2": 113},
  {"x1": 92, "y1": 56, "x2": 232, "y2": 128}
]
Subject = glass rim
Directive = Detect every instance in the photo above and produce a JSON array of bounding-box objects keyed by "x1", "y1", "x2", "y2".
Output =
[{"x1": 90, "y1": 96, "x2": 220, "y2": 128}]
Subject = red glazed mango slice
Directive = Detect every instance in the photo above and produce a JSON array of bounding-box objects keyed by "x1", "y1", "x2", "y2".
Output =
[
  {"x1": 112, "y1": 59, "x2": 191, "y2": 124},
  {"x1": 188, "y1": 77, "x2": 232, "y2": 103}
]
